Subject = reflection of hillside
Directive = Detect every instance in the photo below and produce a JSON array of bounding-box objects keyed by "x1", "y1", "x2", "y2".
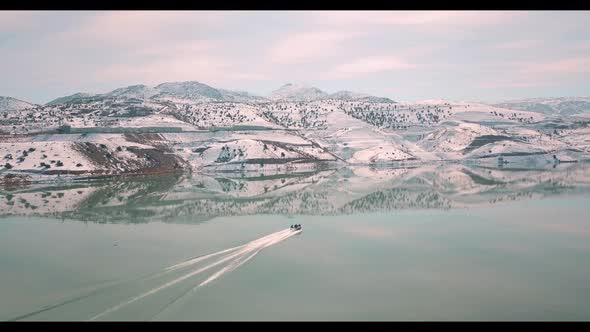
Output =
[
  {"x1": 339, "y1": 190, "x2": 452, "y2": 213},
  {"x1": 0, "y1": 174, "x2": 184, "y2": 223},
  {"x1": 1, "y1": 162, "x2": 589, "y2": 223}
]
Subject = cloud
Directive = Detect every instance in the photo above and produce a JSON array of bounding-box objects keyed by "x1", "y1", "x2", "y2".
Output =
[
  {"x1": 0, "y1": 11, "x2": 48, "y2": 31},
  {"x1": 1, "y1": 11, "x2": 588, "y2": 103},
  {"x1": 35, "y1": 12, "x2": 268, "y2": 89},
  {"x1": 329, "y1": 56, "x2": 415, "y2": 78},
  {"x1": 132, "y1": 41, "x2": 217, "y2": 58},
  {"x1": 523, "y1": 56, "x2": 590, "y2": 74},
  {"x1": 96, "y1": 56, "x2": 228, "y2": 83},
  {"x1": 493, "y1": 40, "x2": 542, "y2": 50},
  {"x1": 476, "y1": 56, "x2": 590, "y2": 89},
  {"x1": 479, "y1": 80, "x2": 555, "y2": 89},
  {"x1": 96, "y1": 53, "x2": 267, "y2": 89},
  {"x1": 312, "y1": 11, "x2": 520, "y2": 27},
  {"x1": 572, "y1": 42, "x2": 590, "y2": 51},
  {"x1": 267, "y1": 30, "x2": 362, "y2": 64},
  {"x1": 54, "y1": 11, "x2": 232, "y2": 48}
]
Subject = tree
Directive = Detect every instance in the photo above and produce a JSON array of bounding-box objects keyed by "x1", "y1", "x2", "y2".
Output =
[{"x1": 4, "y1": 163, "x2": 12, "y2": 169}]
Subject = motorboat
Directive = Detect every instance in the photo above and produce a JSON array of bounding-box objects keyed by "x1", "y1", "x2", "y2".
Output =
[{"x1": 290, "y1": 224, "x2": 302, "y2": 231}]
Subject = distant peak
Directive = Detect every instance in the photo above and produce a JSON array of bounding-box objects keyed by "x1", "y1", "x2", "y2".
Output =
[
  {"x1": 154, "y1": 81, "x2": 207, "y2": 89},
  {"x1": 0, "y1": 95, "x2": 37, "y2": 111}
]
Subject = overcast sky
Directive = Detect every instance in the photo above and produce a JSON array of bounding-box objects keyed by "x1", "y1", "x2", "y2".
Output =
[{"x1": 1, "y1": 10, "x2": 589, "y2": 104}]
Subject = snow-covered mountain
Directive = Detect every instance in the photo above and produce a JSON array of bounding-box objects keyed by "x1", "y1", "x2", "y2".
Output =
[
  {"x1": 150, "y1": 81, "x2": 264, "y2": 103},
  {"x1": 45, "y1": 81, "x2": 268, "y2": 106},
  {"x1": 2, "y1": 83, "x2": 590, "y2": 183},
  {"x1": 0, "y1": 96, "x2": 37, "y2": 111},
  {"x1": 104, "y1": 84, "x2": 158, "y2": 100},
  {"x1": 268, "y1": 84, "x2": 394, "y2": 103},
  {"x1": 42, "y1": 81, "x2": 394, "y2": 106},
  {"x1": 154, "y1": 81, "x2": 225, "y2": 101},
  {"x1": 494, "y1": 97, "x2": 590, "y2": 116},
  {"x1": 46, "y1": 93, "x2": 99, "y2": 105},
  {"x1": 269, "y1": 83, "x2": 329, "y2": 102},
  {"x1": 218, "y1": 89, "x2": 268, "y2": 103},
  {"x1": 328, "y1": 90, "x2": 395, "y2": 103}
]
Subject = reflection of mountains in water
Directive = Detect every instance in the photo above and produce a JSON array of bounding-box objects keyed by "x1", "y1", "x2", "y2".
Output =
[{"x1": 1, "y1": 162, "x2": 590, "y2": 224}]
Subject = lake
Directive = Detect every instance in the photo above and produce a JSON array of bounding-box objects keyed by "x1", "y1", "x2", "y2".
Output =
[{"x1": 1, "y1": 162, "x2": 590, "y2": 320}]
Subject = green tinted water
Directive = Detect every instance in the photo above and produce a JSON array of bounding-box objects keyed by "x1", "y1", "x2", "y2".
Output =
[{"x1": 1, "y1": 164, "x2": 589, "y2": 320}]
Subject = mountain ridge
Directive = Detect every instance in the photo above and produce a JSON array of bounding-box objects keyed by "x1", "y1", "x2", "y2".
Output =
[
  {"x1": 32, "y1": 80, "x2": 397, "y2": 106},
  {"x1": 0, "y1": 96, "x2": 38, "y2": 111}
]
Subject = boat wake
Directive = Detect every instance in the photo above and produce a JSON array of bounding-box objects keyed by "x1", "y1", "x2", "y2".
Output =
[{"x1": 11, "y1": 227, "x2": 301, "y2": 321}]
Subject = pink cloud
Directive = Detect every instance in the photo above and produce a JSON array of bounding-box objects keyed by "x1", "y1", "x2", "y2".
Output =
[
  {"x1": 41, "y1": 12, "x2": 266, "y2": 88},
  {"x1": 479, "y1": 80, "x2": 555, "y2": 89},
  {"x1": 313, "y1": 11, "x2": 522, "y2": 27},
  {"x1": 96, "y1": 56, "x2": 229, "y2": 83},
  {"x1": 327, "y1": 56, "x2": 415, "y2": 78},
  {"x1": 268, "y1": 30, "x2": 363, "y2": 64},
  {"x1": 475, "y1": 56, "x2": 590, "y2": 89},
  {"x1": 96, "y1": 53, "x2": 266, "y2": 88},
  {"x1": 132, "y1": 41, "x2": 217, "y2": 58},
  {"x1": 54, "y1": 11, "x2": 232, "y2": 48},
  {"x1": 493, "y1": 40, "x2": 542, "y2": 50},
  {"x1": 572, "y1": 42, "x2": 590, "y2": 51},
  {"x1": 0, "y1": 11, "x2": 48, "y2": 31},
  {"x1": 523, "y1": 56, "x2": 590, "y2": 74}
]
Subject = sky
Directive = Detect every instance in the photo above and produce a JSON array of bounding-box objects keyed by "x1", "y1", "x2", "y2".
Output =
[{"x1": 1, "y1": 10, "x2": 589, "y2": 104}]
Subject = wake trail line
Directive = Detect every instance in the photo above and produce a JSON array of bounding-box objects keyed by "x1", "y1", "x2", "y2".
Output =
[
  {"x1": 10, "y1": 242, "x2": 253, "y2": 321},
  {"x1": 149, "y1": 231, "x2": 298, "y2": 321},
  {"x1": 89, "y1": 228, "x2": 301, "y2": 321}
]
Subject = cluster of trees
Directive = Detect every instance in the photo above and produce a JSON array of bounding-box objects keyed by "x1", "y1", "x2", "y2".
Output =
[
  {"x1": 261, "y1": 108, "x2": 326, "y2": 129},
  {"x1": 171, "y1": 104, "x2": 252, "y2": 128},
  {"x1": 342, "y1": 104, "x2": 450, "y2": 129},
  {"x1": 489, "y1": 111, "x2": 535, "y2": 123},
  {"x1": 216, "y1": 145, "x2": 239, "y2": 163}
]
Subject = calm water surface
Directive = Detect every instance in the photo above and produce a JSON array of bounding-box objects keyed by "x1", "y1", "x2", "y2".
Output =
[{"x1": 1, "y1": 164, "x2": 589, "y2": 320}]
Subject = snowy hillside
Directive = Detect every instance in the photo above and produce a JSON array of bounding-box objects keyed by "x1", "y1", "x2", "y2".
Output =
[
  {"x1": 2, "y1": 82, "x2": 590, "y2": 184},
  {"x1": 218, "y1": 89, "x2": 268, "y2": 103},
  {"x1": 105, "y1": 84, "x2": 158, "y2": 99},
  {"x1": 0, "y1": 96, "x2": 36, "y2": 112},
  {"x1": 46, "y1": 93, "x2": 97, "y2": 106},
  {"x1": 154, "y1": 81, "x2": 225, "y2": 101},
  {"x1": 328, "y1": 90, "x2": 395, "y2": 103},
  {"x1": 268, "y1": 84, "x2": 394, "y2": 103},
  {"x1": 269, "y1": 83, "x2": 329, "y2": 102},
  {"x1": 153, "y1": 81, "x2": 266, "y2": 103},
  {"x1": 493, "y1": 97, "x2": 590, "y2": 116},
  {"x1": 45, "y1": 81, "x2": 267, "y2": 106}
]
